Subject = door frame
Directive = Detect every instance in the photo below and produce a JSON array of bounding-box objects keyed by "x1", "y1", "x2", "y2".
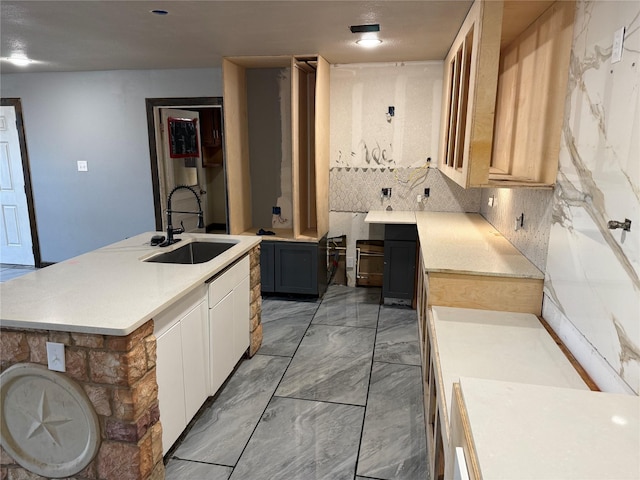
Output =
[
  {"x1": 145, "y1": 97, "x2": 225, "y2": 231},
  {"x1": 0, "y1": 98, "x2": 41, "y2": 267}
]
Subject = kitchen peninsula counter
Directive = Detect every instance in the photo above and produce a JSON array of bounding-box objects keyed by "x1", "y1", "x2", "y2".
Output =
[
  {"x1": 366, "y1": 210, "x2": 543, "y2": 280},
  {"x1": 0, "y1": 233, "x2": 263, "y2": 480},
  {"x1": 413, "y1": 211, "x2": 543, "y2": 280},
  {"x1": 0, "y1": 232, "x2": 260, "y2": 335}
]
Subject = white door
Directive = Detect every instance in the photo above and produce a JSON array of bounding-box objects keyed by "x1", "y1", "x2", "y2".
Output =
[
  {"x1": 0, "y1": 106, "x2": 34, "y2": 266},
  {"x1": 156, "y1": 322, "x2": 187, "y2": 454},
  {"x1": 210, "y1": 291, "x2": 235, "y2": 395},
  {"x1": 159, "y1": 108, "x2": 207, "y2": 232},
  {"x1": 180, "y1": 299, "x2": 209, "y2": 420}
]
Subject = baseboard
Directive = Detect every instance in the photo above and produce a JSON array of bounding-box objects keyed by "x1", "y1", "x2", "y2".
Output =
[{"x1": 542, "y1": 294, "x2": 635, "y2": 394}]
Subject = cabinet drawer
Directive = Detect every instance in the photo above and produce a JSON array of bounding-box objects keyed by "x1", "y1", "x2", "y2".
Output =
[
  {"x1": 208, "y1": 255, "x2": 249, "y2": 307},
  {"x1": 154, "y1": 284, "x2": 207, "y2": 337},
  {"x1": 384, "y1": 224, "x2": 417, "y2": 241}
]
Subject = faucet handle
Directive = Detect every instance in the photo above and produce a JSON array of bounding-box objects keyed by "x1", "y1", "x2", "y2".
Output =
[{"x1": 171, "y1": 221, "x2": 185, "y2": 235}]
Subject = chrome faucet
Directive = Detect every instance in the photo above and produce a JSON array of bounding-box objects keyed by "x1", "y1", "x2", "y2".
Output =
[{"x1": 160, "y1": 185, "x2": 204, "y2": 247}]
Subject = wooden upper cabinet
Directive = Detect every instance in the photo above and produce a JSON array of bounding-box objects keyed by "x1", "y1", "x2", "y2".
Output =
[{"x1": 439, "y1": 0, "x2": 575, "y2": 188}]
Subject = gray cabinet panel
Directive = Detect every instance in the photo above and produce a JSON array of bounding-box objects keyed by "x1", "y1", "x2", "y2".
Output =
[
  {"x1": 260, "y1": 238, "x2": 327, "y2": 296},
  {"x1": 383, "y1": 240, "x2": 416, "y2": 300},
  {"x1": 260, "y1": 242, "x2": 275, "y2": 293},
  {"x1": 275, "y1": 244, "x2": 318, "y2": 294},
  {"x1": 383, "y1": 225, "x2": 417, "y2": 301}
]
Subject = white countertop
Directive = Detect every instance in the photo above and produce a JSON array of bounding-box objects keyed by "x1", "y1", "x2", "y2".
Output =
[
  {"x1": 415, "y1": 212, "x2": 543, "y2": 279},
  {"x1": 364, "y1": 210, "x2": 417, "y2": 224},
  {"x1": 458, "y1": 377, "x2": 640, "y2": 479},
  {"x1": 365, "y1": 210, "x2": 543, "y2": 279},
  {"x1": 0, "y1": 233, "x2": 261, "y2": 336},
  {"x1": 430, "y1": 306, "x2": 588, "y2": 446}
]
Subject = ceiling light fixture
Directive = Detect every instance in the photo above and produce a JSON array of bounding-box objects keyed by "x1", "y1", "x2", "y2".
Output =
[
  {"x1": 150, "y1": 9, "x2": 169, "y2": 15},
  {"x1": 1, "y1": 54, "x2": 33, "y2": 66},
  {"x1": 350, "y1": 23, "x2": 382, "y2": 48},
  {"x1": 356, "y1": 38, "x2": 383, "y2": 48}
]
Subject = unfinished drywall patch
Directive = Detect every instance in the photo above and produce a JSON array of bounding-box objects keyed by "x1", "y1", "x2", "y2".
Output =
[
  {"x1": 247, "y1": 68, "x2": 292, "y2": 229},
  {"x1": 276, "y1": 68, "x2": 292, "y2": 230},
  {"x1": 331, "y1": 62, "x2": 442, "y2": 168}
]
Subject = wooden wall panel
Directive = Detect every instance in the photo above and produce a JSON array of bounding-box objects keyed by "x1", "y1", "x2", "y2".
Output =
[
  {"x1": 427, "y1": 272, "x2": 543, "y2": 315},
  {"x1": 222, "y1": 59, "x2": 252, "y2": 234},
  {"x1": 491, "y1": 0, "x2": 575, "y2": 185},
  {"x1": 314, "y1": 55, "x2": 330, "y2": 239},
  {"x1": 291, "y1": 59, "x2": 301, "y2": 238}
]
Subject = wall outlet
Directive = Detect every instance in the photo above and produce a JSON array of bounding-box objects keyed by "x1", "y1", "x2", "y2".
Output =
[
  {"x1": 346, "y1": 256, "x2": 354, "y2": 268},
  {"x1": 612, "y1": 26, "x2": 625, "y2": 64},
  {"x1": 488, "y1": 195, "x2": 495, "y2": 207},
  {"x1": 77, "y1": 160, "x2": 88, "y2": 172},
  {"x1": 46, "y1": 342, "x2": 66, "y2": 372}
]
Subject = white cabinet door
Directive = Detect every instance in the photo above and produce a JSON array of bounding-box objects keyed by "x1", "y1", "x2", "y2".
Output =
[
  {"x1": 233, "y1": 275, "x2": 250, "y2": 359},
  {"x1": 181, "y1": 299, "x2": 209, "y2": 421},
  {"x1": 210, "y1": 291, "x2": 235, "y2": 395},
  {"x1": 156, "y1": 322, "x2": 186, "y2": 455}
]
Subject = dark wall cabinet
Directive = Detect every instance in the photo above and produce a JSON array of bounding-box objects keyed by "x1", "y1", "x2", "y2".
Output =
[
  {"x1": 383, "y1": 225, "x2": 417, "y2": 302},
  {"x1": 260, "y1": 239, "x2": 327, "y2": 296}
]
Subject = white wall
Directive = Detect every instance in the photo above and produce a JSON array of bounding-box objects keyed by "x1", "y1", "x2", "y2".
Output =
[
  {"x1": 331, "y1": 62, "x2": 442, "y2": 169},
  {"x1": 1, "y1": 68, "x2": 222, "y2": 262},
  {"x1": 328, "y1": 61, "x2": 482, "y2": 286}
]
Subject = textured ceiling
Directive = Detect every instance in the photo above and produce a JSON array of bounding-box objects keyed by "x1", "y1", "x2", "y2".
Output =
[{"x1": 0, "y1": 1, "x2": 472, "y2": 74}]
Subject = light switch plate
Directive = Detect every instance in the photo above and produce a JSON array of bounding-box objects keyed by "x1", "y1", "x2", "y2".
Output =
[
  {"x1": 346, "y1": 256, "x2": 354, "y2": 269},
  {"x1": 612, "y1": 27, "x2": 625, "y2": 64},
  {"x1": 46, "y1": 342, "x2": 66, "y2": 372},
  {"x1": 77, "y1": 160, "x2": 88, "y2": 172}
]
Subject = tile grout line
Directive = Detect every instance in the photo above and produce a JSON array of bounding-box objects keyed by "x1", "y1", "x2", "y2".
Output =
[
  {"x1": 353, "y1": 297, "x2": 382, "y2": 479},
  {"x1": 225, "y1": 297, "x2": 323, "y2": 477}
]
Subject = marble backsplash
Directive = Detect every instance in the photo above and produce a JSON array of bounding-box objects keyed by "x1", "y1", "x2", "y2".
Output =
[
  {"x1": 479, "y1": 188, "x2": 554, "y2": 273},
  {"x1": 542, "y1": 0, "x2": 640, "y2": 394}
]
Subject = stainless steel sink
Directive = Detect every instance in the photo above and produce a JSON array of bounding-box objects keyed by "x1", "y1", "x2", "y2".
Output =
[{"x1": 145, "y1": 241, "x2": 237, "y2": 264}]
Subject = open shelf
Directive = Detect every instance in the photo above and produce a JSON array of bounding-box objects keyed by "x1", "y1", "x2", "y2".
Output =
[{"x1": 223, "y1": 55, "x2": 329, "y2": 242}]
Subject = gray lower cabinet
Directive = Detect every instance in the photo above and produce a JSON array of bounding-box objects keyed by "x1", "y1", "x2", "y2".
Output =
[
  {"x1": 383, "y1": 225, "x2": 417, "y2": 302},
  {"x1": 260, "y1": 239, "x2": 327, "y2": 296},
  {"x1": 260, "y1": 243, "x2": 275, "y2": 293}
]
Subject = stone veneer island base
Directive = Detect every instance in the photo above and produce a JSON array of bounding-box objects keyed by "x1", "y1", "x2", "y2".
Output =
[{"x1": 0, "y1": 244, "x2": 262, "y2": 480}]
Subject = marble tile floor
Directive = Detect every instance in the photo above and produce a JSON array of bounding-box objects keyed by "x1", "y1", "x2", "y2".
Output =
[
  {"x1": 0, "y1": 264, "x2": 36, "y2": 283},
  {"x1": 165, "y1": 285, "x2": 428, "y2": 480}
]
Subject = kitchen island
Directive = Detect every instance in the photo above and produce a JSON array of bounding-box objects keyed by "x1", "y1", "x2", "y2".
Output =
[{"x1": 0, "y1": 232, "x2": 262, "y2": 480}]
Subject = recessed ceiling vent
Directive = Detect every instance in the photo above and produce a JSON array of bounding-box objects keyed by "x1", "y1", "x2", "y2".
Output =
[{"x1": 349, "y1": 24, "x2": 380, "y2": 34}]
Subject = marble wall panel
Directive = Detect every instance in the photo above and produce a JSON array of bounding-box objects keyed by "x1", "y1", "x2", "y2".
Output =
[{"x1": 544, "y1": 0, "x2": 640, "y2": 394}]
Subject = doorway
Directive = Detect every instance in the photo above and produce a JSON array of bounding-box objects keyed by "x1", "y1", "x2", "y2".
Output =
[
  {"x1": 145, "y1": 97, "x2": 228, "y2": 234},
  {"x1": 0, "y1": 98, "x2": 41, "y2": 267}
]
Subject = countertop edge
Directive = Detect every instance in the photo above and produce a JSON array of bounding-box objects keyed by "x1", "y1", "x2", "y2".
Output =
[{"x1": 0, "y1": 233, "x2": 261, "y2": 336}]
